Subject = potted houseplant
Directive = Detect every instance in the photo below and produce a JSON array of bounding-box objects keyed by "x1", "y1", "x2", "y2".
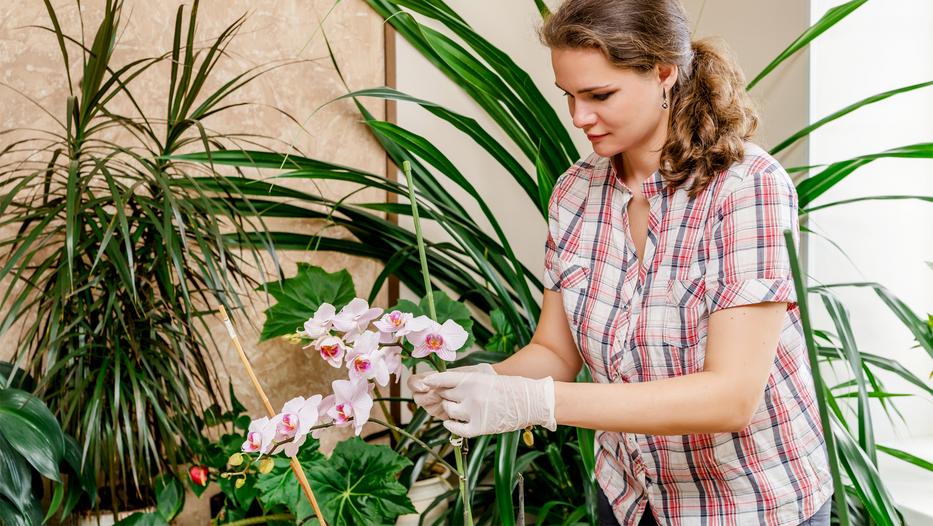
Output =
[{"x1": 0, "y1": 0, "x2": 282, "y2": 517}]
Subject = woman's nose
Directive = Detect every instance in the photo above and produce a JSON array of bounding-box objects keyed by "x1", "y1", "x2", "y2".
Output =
[{"x1": 571, "y1": 102, "x2": 597, "y2": 129}]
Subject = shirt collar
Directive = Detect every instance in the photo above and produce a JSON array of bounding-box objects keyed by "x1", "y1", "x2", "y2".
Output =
[{"x1": 606, "y1": 156, "x2": 667, "y2": 199}]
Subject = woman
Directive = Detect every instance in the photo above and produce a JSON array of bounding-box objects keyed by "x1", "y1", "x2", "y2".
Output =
[{"x1": 408, "y1": 1, "x2": 833, "y2": 524}]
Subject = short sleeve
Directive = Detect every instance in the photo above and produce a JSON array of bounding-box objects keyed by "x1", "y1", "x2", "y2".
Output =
[
  {"x1": 705, "y1": 164, "x2": 799, "y2": 313},
  {"x1": 543, "y1": 185, "x2": 562, "y2": 292}
]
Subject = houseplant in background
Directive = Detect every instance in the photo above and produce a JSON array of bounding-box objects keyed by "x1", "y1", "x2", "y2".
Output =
[
  {"x1": 0, "y1": 0, "x2": 285, "y2": 517},
  {"x1": 177, "y1": 0, "x2": 932, "y2": 524}
]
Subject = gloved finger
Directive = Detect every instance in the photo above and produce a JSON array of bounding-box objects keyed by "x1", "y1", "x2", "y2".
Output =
[
  {"x1": 422, "y1": 371, "x2": 470, "y2": 390},
  {"x1": 441, "y1": 399, "x2": 470, "y2": 422},
  {"x1": 434, "y1": 384, "x2": 466, "y2": 402},
  {"x1": 421, "y1": 400, "x2": 448, "y2": 420},
  {"x1": 406, "y1": 371, "x2": 436, "y2": 393},
  {"x1": 443, "y1": 419, "x2": 477, "y2": 438},
  {"x1": 412, "y1": 387, "x2": 443, "y2": 405}
]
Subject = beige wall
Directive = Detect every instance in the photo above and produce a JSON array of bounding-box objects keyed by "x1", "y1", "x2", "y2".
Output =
[{"x1": 0, "y1": 0, "x2": 389, "y2": 437}]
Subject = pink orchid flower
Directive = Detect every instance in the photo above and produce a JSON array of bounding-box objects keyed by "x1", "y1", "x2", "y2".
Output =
[
  {"x1": 332, "y1": 299, "x2": 383, "y2": 338},
  {"x1": 374, "y1": 310, "x2": 412, "y2": 343},
  {"x1": 241, "y1": 416, "x2": 276, "y2": 455},
  {"x1": 314, "y1": 334, "x2": 346, "y2": 368},
  {"x1": 381, "y1": 345, "x2": 404, "y2": 380},
  {"x1": 271, "y1": 395, "x2": 323, "y2": 457},
  {"x1": 345, "y1": 331, "x2": 391, "y2": 386},
  {"x1": 301, "y1": 303, "x2": 336, "y2": 339},
  {"x1": 324, "y1": 378, "x2": 374, "y2": 436},
  {"x1": 407, "y1": 319, "x2": 469, "y2": 361},
  {"x1": 396, "y1": 314, "x2": 432, "y2": 338}
]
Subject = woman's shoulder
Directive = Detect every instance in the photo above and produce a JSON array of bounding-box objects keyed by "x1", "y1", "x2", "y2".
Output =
[
  {"x1": 709, "y1": 141, "x2": 796, "y2": 201},
  {"x1": 556, "y1": 152, "x2": 603, "y2": 185},
  {"x1": 551, "y1": 151, "x2": 604, "y2": 199}
]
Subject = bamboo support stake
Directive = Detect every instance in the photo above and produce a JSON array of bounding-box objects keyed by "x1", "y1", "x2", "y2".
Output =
[{"x1": 218, "y1": 305, "x2": 327, "y2": 525}]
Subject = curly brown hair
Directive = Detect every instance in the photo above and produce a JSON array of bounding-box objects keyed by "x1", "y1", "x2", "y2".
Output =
[{"x1": 540, "y1": 0, "x2": 759, "y2": 196}]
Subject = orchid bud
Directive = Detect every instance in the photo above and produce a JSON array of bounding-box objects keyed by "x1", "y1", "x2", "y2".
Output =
[
  {"x1": 228, "y1": 453, "x2": 244, "y2": 466},
  {"x1": 258, "y1": 457, "x2": 275, "y2": 474}
]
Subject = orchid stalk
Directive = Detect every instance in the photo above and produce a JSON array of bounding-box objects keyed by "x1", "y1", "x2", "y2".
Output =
[
  {"x1": 402, "y1": 160, "x2": 474, "y2": 525},
  {"x1": 218, "y1": 305, "x2": 327, "y2": 525}
]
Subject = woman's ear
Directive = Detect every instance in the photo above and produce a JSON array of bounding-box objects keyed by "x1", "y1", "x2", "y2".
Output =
[{"x1": 657, "y1": 63, "x2": 679, "y2": 89}]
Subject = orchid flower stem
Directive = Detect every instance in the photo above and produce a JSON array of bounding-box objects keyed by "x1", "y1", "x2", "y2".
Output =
[
  {"x1": 370, "y1": 418, "x2": 458, "y2": 474},
  {"x1": 373, "y1": 385, "x2": 401, "y2": 442},
  {"x1": 402, "y1": 160, "x2": 473, "y2": 525}
]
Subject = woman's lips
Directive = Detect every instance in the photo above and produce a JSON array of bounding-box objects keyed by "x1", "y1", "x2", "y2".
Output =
[{"x1": 587, "y1": 132, "x2": 609, "y2": 142}]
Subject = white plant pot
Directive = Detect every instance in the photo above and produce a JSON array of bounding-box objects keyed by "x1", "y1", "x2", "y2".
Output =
[
  {"x1": 77, "y1": 508, "x2": 154, "y2": 526},
  {"x1": 395, "y1": 471, "x2": 454, "y2": 526}
]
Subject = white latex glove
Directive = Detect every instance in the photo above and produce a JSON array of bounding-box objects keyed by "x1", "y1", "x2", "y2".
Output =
[
  {"x1": 407, "y1": 363, "x2": 496, "y2": 419},
  {"x1": 422, "y1": 372, "x2": 556, "y2": 438}
]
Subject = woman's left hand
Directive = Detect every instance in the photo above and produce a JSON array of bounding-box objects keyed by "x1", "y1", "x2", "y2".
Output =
[{"x1": 423, "y1": 371, "x2": 557, "y2": 437}]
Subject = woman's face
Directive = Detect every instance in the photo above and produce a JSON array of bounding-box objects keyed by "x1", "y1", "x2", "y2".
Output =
[{"x1": 550, "y1": 47, "x2": 674, "y2": 158}]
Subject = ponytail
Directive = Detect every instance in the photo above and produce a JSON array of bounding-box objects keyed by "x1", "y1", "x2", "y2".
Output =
[{"x1": 663, "y1": 38, "x2": 758, "y2": 196}]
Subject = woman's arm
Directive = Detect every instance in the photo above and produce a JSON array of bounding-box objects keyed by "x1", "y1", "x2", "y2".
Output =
[
  {"x1": 491, "y1": 289, "x2": 582, "y2": 382},
  {"x1": 555, "y1": 301, "x2": 786, "y2": 434}
]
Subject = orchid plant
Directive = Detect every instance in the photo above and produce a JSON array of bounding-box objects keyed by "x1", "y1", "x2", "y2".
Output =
[
  {"x1": 241, "y1": 299, "x2": 467, "y2": 458},
  {"x1": 233, "y1": 162, "x2": 477, "y2": 525}
]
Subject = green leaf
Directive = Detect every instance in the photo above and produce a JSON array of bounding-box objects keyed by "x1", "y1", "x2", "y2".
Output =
[
  {"x1": 771, "y1": 80, "x2": 933, "y2": 155},
  {"x1": 307, "y1": 437, "x2": 415, "y2": 525},
  {"x1": 0, "y1": 494, "x2": 43, "y2": 526},
  {"x1": 747, "y1": 0, "x2": 868, "y2": 90},
  {"x1": 0, "y1": 432, "x2": 33, "y2": 515},
  {"x1": 255, "y1": 439, "x2": 324, "y2": 513},
  {"x1": 485, "y1": 308, "x2": 517, "y2": 353},
  {"x1": 796, "y1": 143, "x2": 933, "y2": 208},
  {"x1": 0, "y1": 389, "x2": 65, "y2": 481},
  {"x1": 59, "y1": 434, "x2": 96, "y2": 517},
  {"x1": 114, "y1": 512, "x2": 170, "y2": 526},
  {"x1": 154, "y1": 475, "x2": 184, "y2": 521},
  {"x1": 258, "y1": 263, "x2": 357, "y2": 341},
  {"x1": 877, "y1": 444, "x2": 933, "y2": 472}
]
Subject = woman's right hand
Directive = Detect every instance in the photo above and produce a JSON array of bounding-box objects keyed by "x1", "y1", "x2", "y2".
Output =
[{"x1": 407, "y1": 362, "x2": 496, "y2": 419}]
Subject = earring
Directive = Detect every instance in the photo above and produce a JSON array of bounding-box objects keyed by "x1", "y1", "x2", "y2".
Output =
[{"x1": 661, "y1": 88, "x2": 669, "y2": 109}]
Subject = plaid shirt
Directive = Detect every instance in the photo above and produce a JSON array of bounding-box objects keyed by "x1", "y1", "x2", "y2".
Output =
[{"x1": 543, "y1": 143, "x2": 832, "y2": 525}]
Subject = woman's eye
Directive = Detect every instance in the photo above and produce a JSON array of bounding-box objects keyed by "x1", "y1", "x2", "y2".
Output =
[{"x1": 592, "y1": 92, "x2": 615, "y2": 101}]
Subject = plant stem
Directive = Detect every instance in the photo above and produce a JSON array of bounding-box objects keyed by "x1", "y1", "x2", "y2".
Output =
[
  {"x1": 784, "y1": 230, "x2": 850, "y2": 526},
  {"x1": 370, "y1": 417, "x2": 457, "y2": 474},
  {"x1": 374, "y1": 385, "x2": 401, "y2": 443},
  {"x1": 403, "y1": 160, "x2": 473, "y2": 524}
]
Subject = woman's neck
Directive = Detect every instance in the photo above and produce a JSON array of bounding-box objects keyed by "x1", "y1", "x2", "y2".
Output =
[
  {"x1": 612, "y1": 117, "x2": 669, "y2": 191},
  {"x1": 613, "y1": 144, "x2": 662, "y2": 191}
]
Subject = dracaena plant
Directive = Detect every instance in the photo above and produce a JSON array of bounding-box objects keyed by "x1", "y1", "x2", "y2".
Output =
[
  {"x1": 174, "y1": 0, "x2": 931, "y2": 525},
  {"x1": 0, "y1": 0, "x2": 286, "y2": 512}
]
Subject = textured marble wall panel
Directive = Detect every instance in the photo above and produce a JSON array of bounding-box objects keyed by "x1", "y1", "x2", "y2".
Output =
[{"x1": 0, "y1": 0, "x2": 390, "y2": 440}]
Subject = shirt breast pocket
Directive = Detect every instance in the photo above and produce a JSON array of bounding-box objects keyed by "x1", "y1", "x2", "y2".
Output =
[
  {"x1": 664, "y1": 277, "x2": 706, "y2": 349},
  {"x1": 558, "y1": 261, "x2": 590, "y2": 327}
]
